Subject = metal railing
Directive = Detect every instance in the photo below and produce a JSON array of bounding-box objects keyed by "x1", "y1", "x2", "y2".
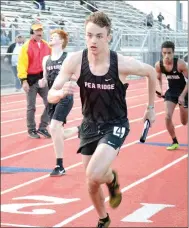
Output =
[
  {"x1": 111, "y1": 28, "x2": 123, "y2": 51},
  {"x1": 120, "y1": 32, "x2": 148, "y2": 50},
  {"x1": 120, "y1": 30, "x2": 188, "y2": 50},
  {"x1": 78, "y1": 0, "x2": 145, "y2": 33},
  {"x1": 1, "y1": 1, "x2": 188, "y2": 61},
  {"x1": 1, "y1": 52, "x2": 18, "y2": 89},
  {"x1": 1, "y1": 0, "x2": 83, "y2": 32},
  {"x1": 0, "y1": 27, "x2": 85, "y2": 52},
  {"x1": 97, "y1": 1, "x2": 147, "y2": 28}
]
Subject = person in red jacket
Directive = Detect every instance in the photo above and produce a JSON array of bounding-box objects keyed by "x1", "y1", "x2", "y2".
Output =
[{"x1": 17, "y1": 23, "x2": 51, "y2": 139}]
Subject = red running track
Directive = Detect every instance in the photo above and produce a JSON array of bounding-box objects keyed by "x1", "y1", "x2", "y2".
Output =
[{"x1": 1, "y1": 79, "x2": 187, "y2": 227}]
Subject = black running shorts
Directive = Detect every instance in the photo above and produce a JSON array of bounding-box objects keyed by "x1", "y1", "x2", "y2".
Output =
[
  {"x1": 164, "y1": 89, "x2": 188, "y2": 107},
  {"x1": 48, "y1": 95, "x2": 74, "y2": 123},
  {"x1": 77, "y1": 119, "x2": 130, "y2": 155}
]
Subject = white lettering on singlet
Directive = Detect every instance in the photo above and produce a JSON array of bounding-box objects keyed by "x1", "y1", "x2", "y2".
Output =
[
  {"x1": 84, "y1": 82, "x2": 115, "y2": 90},
  {"x1": 167, "y1": 75, "x2": 180, "y2": 79},
  {"x1": 47, "y1": 64, "x2": 62, "y2": 71}
]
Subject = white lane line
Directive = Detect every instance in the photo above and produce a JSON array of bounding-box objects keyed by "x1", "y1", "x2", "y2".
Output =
[
  {"x1": 1, "y1": 106, "x2": 82, "y2": 124},
  {"x1": 1, "y1": 136, "x2": 78, "y2": 161},
  {"x1": 1, "y1": 99, "x2": 163, "y2": 124},
  {"x1": 53, "y1": 152, "x2": 187, "y2": 227},
  {"x1": 1, "y1": 107, "x2": 179, "y2": 156},
  {"x1": 1, "y1": 98, "x2": 164, "y2": 136},
  {"x1": 1, "y1": 93, "x2": 80, "y2": 105},
  {"x1": 1, "y1": 223, "x2": 40, "y2": 227},
  {"x1": 1, "y1": 93, "x2": 149, "y2": 113},
  {"x1": 1, "y1": 124, "x2": 183, "y2": 195},
  {"x1": 1, "y1": 161, "x2": 82, "y2": 195},
  {"x1": 1, "y1": 100, "x2": 80, "y2": 113}
]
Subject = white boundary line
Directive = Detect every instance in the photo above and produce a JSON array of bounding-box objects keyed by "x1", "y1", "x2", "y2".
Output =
[
  {"x1": 1, "y1": 107, "x2": 179, "y2": 158},
  {"x1": 1, "y1": 161, "x2": 82, "y2": 195},
  {"x1": 1, "y1": 109, "x2": 168, "y2": 159},
  {"x1": 1, "y1": 136, "x2": 77, "y2": 161},
  {"x1": 0, "y1": 86, "x2": 148, "y2": 107},
  {"x1": 1, "y1": 93, "x2": 148, "y2": 113},
  {"x1": 1, "y1": 106, "x2": 82, "y2": 124},
  {"x1": 0, "y1": 80, "x2": 168, "y2": 103},
  {"x1": 1, "y1": 99, "x2": 162, "y2": 124},
  {"x1": 1, "y1": 87, "x2": 147, "y2": 110},
  {"x1": 1, "y1": 93, "x2": 80, "y2": 105},
  {"x1": 53, "y1": 152, "x2": 187, "y2": 227},
  {"x1": 1, "y1": 99, "x2": 163, "y2": 136},
  {"x1": 1, "y1": 223, "x2": 40, "y2": 227},
  {"x1": 1, "y1": 98, "x2": 79, "y2": 113},
  {"x1": 1, "y1": 124, "x2": 183, "y2": 195}
]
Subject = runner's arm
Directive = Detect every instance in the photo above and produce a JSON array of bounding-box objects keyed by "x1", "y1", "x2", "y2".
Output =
[
  {"x1": 47, "y1": 53, "x2": 76, "y2": 104},
  {"x1": 42, "y1": 55, "x2": 49, "y2": 81},
  {"x1": 155, "y1": 61, "x2": 163, "y2": 95},
  {"x1": 122, "y1": 56, "x2": 156, "y2": 107},
  {"x1": 179, "y1": 60, "x2": 188, "y2": 97}
]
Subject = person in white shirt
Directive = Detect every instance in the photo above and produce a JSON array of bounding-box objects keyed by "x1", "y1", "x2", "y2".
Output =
[{"x1": 4, "y1": 34, "x2": 25, "y2": 91}]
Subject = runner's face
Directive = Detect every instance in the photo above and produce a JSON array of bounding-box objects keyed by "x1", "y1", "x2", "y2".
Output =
[
  {"x1": 85, "y1": 22, "x2": 111, "y2": 55},
  {"x1": 49, "y1": 33, "x2": 63, "y2": 47},
  {"x1": 162, "y1": 48, "x2": 174, "y2": 63}
]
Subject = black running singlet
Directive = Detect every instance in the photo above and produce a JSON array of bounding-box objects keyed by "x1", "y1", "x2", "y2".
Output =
[
  {"x1": 46, "y1": 52, "x2": 67, "y2": 89},
  {"x1": 77, "y1": 49, "x2": 127, "y2": 124},
  {"x1": 160, "y1": 58, "x2": 186, "y2": 92}
]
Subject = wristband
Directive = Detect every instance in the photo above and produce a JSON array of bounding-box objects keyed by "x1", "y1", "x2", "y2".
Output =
[{"x1": 147, "y1": 105, "x2": 154, "y2": 109}]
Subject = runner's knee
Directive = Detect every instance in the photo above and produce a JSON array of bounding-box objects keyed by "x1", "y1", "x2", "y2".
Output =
[
  {"x1": 49, "y1": 121, "x2": 62, "y2": 134},
  {"x1": 86, "y1": 168, "x2": 103, "y2": 186},
  {"x1": 86, "y1": 175, "x2": 100, "y2": 194},
  {"x1": 181, "y1": 116, "x2": 188, "y2": 125},
  {"x1": 179, "y1": 106, "x2": 188, "y2": 125},
  {"x1": 181, "y1": 119, "x2": 187, "y2": 125},
  {"x1": 165, "y1": 113, "x2": 172, "y2": 121}
]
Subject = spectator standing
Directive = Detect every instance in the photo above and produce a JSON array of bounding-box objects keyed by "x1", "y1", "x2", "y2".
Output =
[
  {"x1": 17, "y1": 23, "x2": 51, "y2": 139},
  {"x1": 4, "y1": 34, "x2": 25, "y2": 91}
]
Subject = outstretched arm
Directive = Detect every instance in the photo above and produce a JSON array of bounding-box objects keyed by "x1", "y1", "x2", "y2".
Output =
[
  {"x1": 155, "y1": 61, "x2": 163, "y2": 96},
  {"x1": 121, "y1": 56, "x2": 156, "y2": 107},
  {"x1": 179, "y1": 60, "x2": 188, "y2": 98},
  {"x1": 119, "y1": 55, "x2": 156, "y2": 125},
  {"x1": 177, "y1": 60, "x2": 188, "y2": 105}
]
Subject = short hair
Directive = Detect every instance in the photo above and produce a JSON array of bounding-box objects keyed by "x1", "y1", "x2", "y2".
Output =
[
  {"x1": 50, "y1": 29, "x2": 69, "y2": 49},
  {"x1": 85, "y1": 11, "x2": 112, "y2": 35},
  {"x1": 161, "y1": 41, "x2": 175, "y2": 52}
]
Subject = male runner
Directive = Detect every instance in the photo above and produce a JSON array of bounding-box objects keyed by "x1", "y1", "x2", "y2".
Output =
[
  {"x1": 155, "y1": 41, "x2": 188, "y2": 150},
  {"x1": 39, "y1": 29, "x2": 78, "y2": 176},
  {"x1": 48, "y1": 12, "x2": 156, "y2": 227}
]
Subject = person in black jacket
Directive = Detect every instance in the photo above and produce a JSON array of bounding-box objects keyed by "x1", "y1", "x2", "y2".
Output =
[{"x1": 4, "y1": 34, "x2": 25, "y2": 91}]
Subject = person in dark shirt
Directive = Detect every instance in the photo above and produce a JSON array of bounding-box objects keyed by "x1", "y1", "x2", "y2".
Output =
[
  {"x1": 39, "y1": 29, "x2": 78, "y2": 176},
  {"x1": 47, "y1": 12, "x2": 156, "y2": 227},
  {"x1": 4, "y1": 34, "x2": 24, "y2": 91},
  {"x1": 155, "y1": 41, "x2": 188, "y2": 150},
  {"x1": 157, "y1": 12, "x2": 164, "y2": 23}
]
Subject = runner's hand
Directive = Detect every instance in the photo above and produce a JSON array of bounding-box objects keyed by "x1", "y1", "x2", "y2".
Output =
[
  {"x1": 156, "y1": 91, "x2": 163, "y2": 98},
  {"x1": 143, "y1": 108, "x2": 155, "y2": 126},
  {"x1": 38, "y1": 78, "x2": 47, "y2": 88},
  {"x1": 178, "y1": 94, "x2": 185, "y2": 105},
  {"x1": 62, "y1": 81, "x2": 78, "y2": 96}
]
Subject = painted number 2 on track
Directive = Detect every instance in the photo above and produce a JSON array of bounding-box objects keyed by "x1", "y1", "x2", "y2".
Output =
[
  {"x1": 1, "y1": 196, "x2": 175, "y2": 223},
  {"x1": 1, "y1": 195, "x2": 80, "y2": 214}
]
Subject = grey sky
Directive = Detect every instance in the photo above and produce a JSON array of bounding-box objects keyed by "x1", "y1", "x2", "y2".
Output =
[{"x1": 128, "y1": 1, "x2": 188, "y2": 29}]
